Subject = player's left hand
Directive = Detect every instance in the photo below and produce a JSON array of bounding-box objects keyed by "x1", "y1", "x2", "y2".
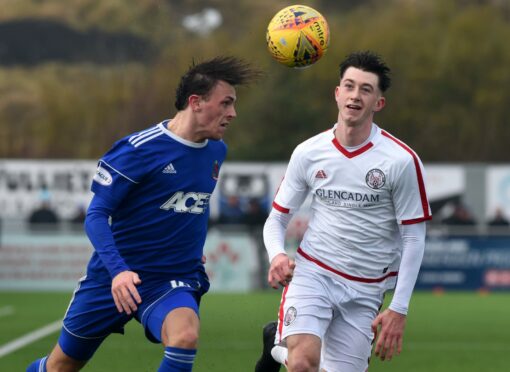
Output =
[
  {"x1": 111, "y1": 270, "x2": 142, "y2": 315},
  {"x1": 371, "y1": 309, "x2": 406, "y2": 361},
  {"x1": 268, "y1": 253, "x2": 296, "y2": 289}
]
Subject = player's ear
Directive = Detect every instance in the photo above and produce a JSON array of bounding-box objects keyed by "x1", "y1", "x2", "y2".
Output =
[
  {"x1": 374, "y1": 96, "x2": 385, "y2": 112},
  {"x1": 334, "y1": 86, "x2": 341, "y2": 102},
  {"x1": 188, "y1": 94, "x2": 202, "y2": 112}
]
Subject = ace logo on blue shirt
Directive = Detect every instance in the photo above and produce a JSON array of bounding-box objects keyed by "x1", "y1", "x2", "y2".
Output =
[{"x1": 160, "y1": 191, "x2": 211, "y2": 214}]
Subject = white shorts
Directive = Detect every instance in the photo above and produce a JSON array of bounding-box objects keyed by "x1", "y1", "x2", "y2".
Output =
[{"x1": 276, "y1": 255, "x2": 386, "y2": 372}]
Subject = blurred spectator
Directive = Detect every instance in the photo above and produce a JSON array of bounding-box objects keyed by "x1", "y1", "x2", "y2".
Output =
[
  {"x1": 243, "y1": 197, "x2": 269, "y2": 289},
  {"x1": 441, "y1": 202, "x2": 477, "y2": 226},
  {"x1": 487, "y1": 208, "x2": 509, "y2": 227},
  {"x1": 28, "y1": 187, "x2": 60, "y2": 230},
  {"x1": 243, "y1": 198, "x2": 268, "y2": 228},
  {"x1": 28, "y1": 201, "x2": 59, "y2": 226},
  {"x1": 69, "y1": 204, "x2": 87, "y2": 231},
  {"x1": 218, "y1": 195, "x2": 244, "y2": 224}
]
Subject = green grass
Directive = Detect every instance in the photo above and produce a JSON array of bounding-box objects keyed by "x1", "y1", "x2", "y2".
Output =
[{"x1": 1, "y1": 291, "x2": 509, "y2": 371}]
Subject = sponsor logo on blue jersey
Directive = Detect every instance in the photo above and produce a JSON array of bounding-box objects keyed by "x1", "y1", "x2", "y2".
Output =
[
  {"x1": 163, "y1": 162, "x2": 177, "y2": 174},
  {"x1": 160, "y1": 191, "x2": 211, "y2": 214},
  {"x1": 93, "y1": 166, "x2": 113, "y2": 186}
]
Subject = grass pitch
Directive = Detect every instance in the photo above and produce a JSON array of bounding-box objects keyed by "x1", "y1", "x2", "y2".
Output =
[{"x1": 0, "y1": 290, "x2": 508, "y2": 371}]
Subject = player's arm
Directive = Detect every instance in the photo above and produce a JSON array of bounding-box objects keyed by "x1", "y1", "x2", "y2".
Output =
[
  {"x1": 263, "y1": 145, "x2": 309, "y2": 289},
  {"x1": 89, "y1": 147, "x2": 148, "y2": 314},
  {"x1": 85, "y1": 194, "x2": 142, "y2": 315},
  {"x1": 372, "y1": 222, "x2": 426, "y2": 361},
  {"x1": 263, "y1": 209, "x2": 295, "y2": 289}
]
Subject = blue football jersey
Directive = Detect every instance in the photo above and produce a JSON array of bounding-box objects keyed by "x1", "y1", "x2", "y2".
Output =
[{"x1": 86, "y1": 120, "x2": 226, "y2": 283}]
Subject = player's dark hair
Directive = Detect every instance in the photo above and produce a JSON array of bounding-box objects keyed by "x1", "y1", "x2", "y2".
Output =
[
  {"x1": 175, "y1": 56, "x2": 262, "y2": 110},
  {"x1": 339, "y1": 51, "x2": 391, "y2": 92}
]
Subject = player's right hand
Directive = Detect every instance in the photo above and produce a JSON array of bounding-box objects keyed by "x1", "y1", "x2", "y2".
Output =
[
  {"x1": 268, "y1": 253, "x2": 296, "y2": 289},
  {"x1": 371, "y1": 309, "x2": 406, "y2": 361},
  {"x1": 111, "y1": 271, "x2": 142, "y2": 315}
]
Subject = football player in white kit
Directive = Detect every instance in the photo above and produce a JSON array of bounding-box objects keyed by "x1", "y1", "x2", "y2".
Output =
[{"x1": 255, "y1": 51, "x2": 432, "y2": 372}]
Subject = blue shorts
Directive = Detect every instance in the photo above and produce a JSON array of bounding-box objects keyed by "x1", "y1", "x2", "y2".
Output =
[{"x1": 58, "y1": 275, "x2": 205, "y2": 361}]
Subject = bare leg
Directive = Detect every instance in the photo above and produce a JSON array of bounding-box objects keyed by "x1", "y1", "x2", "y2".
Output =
[
  {"x1": 161, "y1": 307, "x2": 200, "y2": 348},
  {"x1": 286, "y1": 334, "x2": 321, "y2": 372},
  {"x1": 45, "y1": 343, "x2": 87, "y2": 372}
]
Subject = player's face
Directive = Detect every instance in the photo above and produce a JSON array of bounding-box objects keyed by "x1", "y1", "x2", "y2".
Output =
[
  {"x1": 335, "y1": 67, "x2": 385, "y2": 127},
  {"x1": 194, "y1": 81, "x2": 237, "y2": 141}
]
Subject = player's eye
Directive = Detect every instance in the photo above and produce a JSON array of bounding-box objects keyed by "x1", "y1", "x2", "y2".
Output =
[{"x1": 222, "y1": 98, "x2": 235, "y2": 107}]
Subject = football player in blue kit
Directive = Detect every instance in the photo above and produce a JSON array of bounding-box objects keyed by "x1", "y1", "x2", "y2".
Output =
[{"x1": 27, "y1": 56, "x2": 260, "y2": 372}]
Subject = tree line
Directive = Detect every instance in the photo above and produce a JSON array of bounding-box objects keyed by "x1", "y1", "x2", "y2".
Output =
[{"x1": 0, "y1": 0, "x2": 509, "y2": 162}]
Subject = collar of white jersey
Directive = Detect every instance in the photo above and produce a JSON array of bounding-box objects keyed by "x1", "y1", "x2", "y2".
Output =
[
  {"x1": 158, "y1": 120, "x2": 208, "y2": 148},
  {"x1": 331, "y1": 123, "x2": 379, "y2": 158}
]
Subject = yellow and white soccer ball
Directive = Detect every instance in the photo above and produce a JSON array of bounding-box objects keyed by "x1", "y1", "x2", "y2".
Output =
[{"x1": 266, "y1": 4, "x2": 330, "y2": 68}]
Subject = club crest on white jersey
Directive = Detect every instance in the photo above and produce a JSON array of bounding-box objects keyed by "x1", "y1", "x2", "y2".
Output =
[
  {"x1": 160, "y1": 191, "x2": 211, "y2": 214},
  {"x1": 365, "y1": 169, "x2": 386, "y2": 189}
]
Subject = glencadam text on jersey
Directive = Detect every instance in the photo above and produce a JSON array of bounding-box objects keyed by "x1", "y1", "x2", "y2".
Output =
[{"x1": 316, "y1": 188, "x2": 380, "y2": 204}]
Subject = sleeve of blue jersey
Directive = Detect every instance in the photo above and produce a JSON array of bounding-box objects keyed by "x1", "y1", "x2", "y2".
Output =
[
  {"x1": 86, "y1": 139, "x2": 148, "y2": 278},
  {"x1": 92, "y1": 139, "x2": 147, "y2": 204},
  {"x1": 85, "y1": 194, "x2": 131, "y2": 278}
]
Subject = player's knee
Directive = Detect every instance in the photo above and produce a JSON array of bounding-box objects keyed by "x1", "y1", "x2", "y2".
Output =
[
  {"x1": 287, "y1": 357, "x2": 320, "y2": 372},
  {"x1": 287, "y1": 351, "x2": 320, "y2": 372},
  {"x1": 166, "y1": 327, "x2": 199, "y2": 348}
]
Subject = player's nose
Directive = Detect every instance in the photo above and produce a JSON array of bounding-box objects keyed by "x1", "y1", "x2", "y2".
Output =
[
  {"x1": 350, "y1": 88, "x2": 361, "y2": 101},
  {"x1": 228, "y1": 106, "x2": 237, "y2": 119}
]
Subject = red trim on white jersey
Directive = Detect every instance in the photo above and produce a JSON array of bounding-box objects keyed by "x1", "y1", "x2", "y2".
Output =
[
  {"x1": 272, "y1": 201, "x2": 290, "y2": 214},
  {"x1": 298, "y1": 247, "x2": 398, "y2": 283},
  {"x1": 277, "y1": 285, "x2": 290, "y2": 342},
  {"x1": 402, "y1": 216, "x2": 432, "y2": 225},
  {"x1": 331, "y1": 138, "x2": 374, "y2": 158},
  {"x1": 381, "y1": 130, "x2": 432, "y2": 222}
]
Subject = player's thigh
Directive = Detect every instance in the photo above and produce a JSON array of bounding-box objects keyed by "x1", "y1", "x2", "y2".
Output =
[
  {"x1": 322, "y1": 295, "x2": 381, "y2": 372},
  {"x1": 59, "y1": 276, "x2": 130, "y2": 361},
  {"x1": 277, "y1": 264, "x2": 334, "y2": 343},
  {"x1": 141, "y1": 284, "x2": 200, "y2": 345}
]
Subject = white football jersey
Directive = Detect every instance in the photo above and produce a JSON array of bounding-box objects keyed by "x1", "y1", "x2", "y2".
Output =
[{"x1": 273, "y1": 123, "x2": 432, "y2": 281}]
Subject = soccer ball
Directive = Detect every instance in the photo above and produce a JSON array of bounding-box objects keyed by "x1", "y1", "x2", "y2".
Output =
[{"x1": 266, "y1": 5, "x2": 330, "y2": 68}]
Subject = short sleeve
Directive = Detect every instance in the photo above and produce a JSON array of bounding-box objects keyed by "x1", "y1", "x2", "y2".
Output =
[
  {"x1": 392, "y1": 155, "x2": 432, "y2": 225},
  {"x1": 273, "y1": 145, "x2": 310, "y2": 214}
]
